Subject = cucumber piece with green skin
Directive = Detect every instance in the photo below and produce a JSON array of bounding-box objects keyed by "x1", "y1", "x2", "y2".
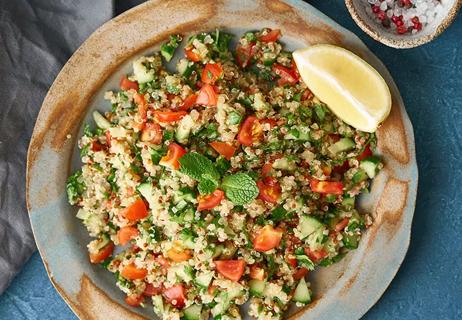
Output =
[
  {"x1": 360, "y1": 156, "x2": 380, "y2": 179},
  {"x1": 212, "y1": 292, "x2": 230, "y2": 316},
  {"x1": 133, "y1": 58, "x2": 155, "y2": 83},
  {"x1": 342, "y1": 195, "x2": 355, "y2": 208},
  {"x1": 183, "y1": 304, "x2": 202, "y2": 320},
  {"x1": 194, "y1": 271, "x2": 214, "y2": 289},
  {"x1": 180, "y1": 233, "x2": 196, "y2": 250},
  {"x1": 176, "y1": 115, "x2": 195, "y2": 144},
  {"x1": 342, "y1": 233, "x2": 360, "y2": 249},
  {"x1": 94, "y1": 234, "x2": 110, "y2": 250},
  {"x1": 138, "y1": 183, "x2": 156, "y2": 208},
  {"x1": 292, "y1": 278, "x2": 311, "y2": 304},
  {"x1": 328, "y1": 138, "x2": 355, "y2": 154},
  {"x1": 352, "y1": 169, "x2": 368, "y2": 184},
  {"x1": 92, "y1": 111, "x2": 111, "y2": 129},
  {"x1": 249, "y1": 279, "x2": 266, "y2": 297},
  {"x1": 152, "y1": 295, "x2": 164, "y2": 316},
  {"x1": 299, "y1": 215, "x2": 324, "y2": 239},
  {"x1": 76, "y1": 208, "x2": 90, "y2": 220}
]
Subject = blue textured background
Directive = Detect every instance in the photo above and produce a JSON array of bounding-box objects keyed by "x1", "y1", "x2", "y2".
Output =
[{"x1": 1, "y1": 1, "x2": 461, "y2": 319}]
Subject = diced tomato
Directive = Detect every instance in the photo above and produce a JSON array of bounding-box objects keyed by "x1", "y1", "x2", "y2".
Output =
[
  {"x1": 310, "y1": 179, "x2": 344, "y2": 195},
  {"x1": 235, "y1": 42, "x2": 256, "y2": 68},
  {"x1": 215, "y1": 260, "x2": 246, "y2": 282},
  {"x1": 120, "y1": 75, "x2": 139, "y2": 91},
  {"x1": 144, "y1": 283, "x2": 163, "y2": 296},
  {"x1": 197, "y1": 189, "x2": 224, "y2": 211},
  {"x1": 237, "y1": 116, "x2": 263, "y2": 147},
  {"x1": 301, "y1": 89, "x2": 314, "y2": 101},
  {"x1": 357, "y1": 144, "x2": 373, "y2": 161},
  {"x1": 253, "y1": 225, "x2": 283, "y2": 252},
  {"x1": 209, "y1": 141, "x2": 236, "y2": 160},
  {"x1": 156, "y1": 255, "x2": 170, "y2": 269},
  {"x1": 329, "y1": 134, "x2": 341, "y2": 143},
  {"x1": 125, "y1": 294, "x2": 144, "y2": 307},
  {"x1": 321, "y1": 164, "x2": 332, "y2": 177},
  {"x1": 105, "y1": 130, "x2": 112, "y2": 148},
  {"x1": 201, "y1": 63, "x2": 223, "y2": 85},
  {"x1": 208, "y1": 285, "x2": 217, "y2": 295},
  {"x1": 91, "y1": 141, "x2": 104, "y2": 152},
  {"x1": 159, "y1": 143, "x2": 187, "y2": 170},
  {"x1": 178, "y1": 94, "x2": 197, "y2": 111},
  {"x1": 261, "y1": 163, "x2": 273, "y2": 177},
  {"x1": 154, "y1": 111, "x2": 187, "y2": 123},
  {"x1": 334, "y1": 218, "x2": 350, "y2": 232},
  {"x1": 196, "y1": 84, "x2": 218, "y2": 106},
  {"x1": 304, "y1": 248, "x2": 328, "y2": 263},
  {"x1": 184, "y1": 47, "x2": 201, "y2": 62},
  {"x1": 259, "y1": 29, "x2": 281, "y2": 42},
  {"x1": 163, "y1": 284, "x2": 186, "y2": 309},
  {"x1": 272, "y1": 64, "x2": 299, "y2": 86},
  {"x1": 287, "y1": 257, "x2": 298, "y2": 268},
  {"x1": 332, "y1": 160, "x2": 350, "y2": 175},
  {"x1": 257, "y1": 177, "x2": 281, "y2": 204},
  {"x1": 122, "y1": 199, "x2": 148, "y2": 222},
  {"x1": 167, "y1": 242, "x2": 192, "y2": 262},
  {"x1": 121, "y1": 263, "x2": 148, "y2": 280},
  {"x1": 249, "y1": 265, "x2": 266, "y2": 280},
  {"x1": 133, "y1": 93, "x2": 148, "y2": 129},
  {"x1": 141, "y1": 122, "x2": 162, "y2": 144},
  {"x1": 117, "y1": 226, "x2": 139, "y2": 246},
  {"x1": 293, "y1": 267, "x2": 309, "y2": 280},
  {"x1": 89, "y1": 242, "x2": 114, "y2": 264}
]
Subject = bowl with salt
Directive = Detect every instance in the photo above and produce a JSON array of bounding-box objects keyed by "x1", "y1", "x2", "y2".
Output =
[{"x1": 345, "y1": 0, "x2": 462, "y2": 48}]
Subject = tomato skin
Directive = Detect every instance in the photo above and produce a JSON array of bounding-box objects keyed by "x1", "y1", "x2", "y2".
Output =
[
  {"x1": 89, "y1": 242, "x2": 114, "y2": 264},
  {"x1": 117, "y1": 226, "x2": 139, "y2": 246},
  {"x1": 178, "y1": 94, "x2": 197, "y2": 111},
  {"x1": 293, "y1": 267, "x2": 309, "y2": 280},
  {"x1": 133, "y1": 93, "x2": 148, "y2": 130},
  {"x1": 163, "y1": 285, "x2": 186, "y2": 309},
  {"x1": 257, "y1": 177, "x2": 281, "y2": 204},
  {"x1": 121, "y1": 263, "x2": 148, "y2": 280},
  {"x1": 310, "y1": 179, "x2": 344, "y2": 195},
  {"x1": 272, "y1": 63, "x2": 299, "y2": 86},
  {"x1": 304, "y1": 248, "x2": 328, "y2": 263},
  {"x1": 238, "y1": 116, "x2": 263, "y2": 147},
  {"x1": 261, "y1": 163, "x2": 273, "y2": 177},
  {"x1": 287, "y1": 257, "x2": 298, "y2": 268},
  {"x1": 209, "y1": 141, "x2": 236, "y2": 160},
  {"x1": 125, "y1": 294, "x2": 144, "y2": 307},
  {"x1": 249, "y1": 265, "x2": 266, "y2": 280},
  {"x1": 156, "y1": 255, "x2": 170, "y2": 269},
  {"x1": 120, "y1": 75, "x2": 139, "y2": 91},
  {"x1": 184, "y1": 47, "x2": 201, "y2": 62},
  {"x1": 144, "y1": 283, "x2": 163, "y2": 296},
  {"x1": 201, "y1": 63, "x2": 223, "y2": 85},
  {"x1": 259, "y1": 29, "x2": 281, "y2": 42},
  {"x1": 334, "y1": 218, "x2": 350, "y2": 232},
  {"x1": 215, "y1": 260, "x2": 246, "y2": 282},
  {"x1": 141, "y1": 122, "x2": 162, "y2": 144},
  {"x1": 159, "y1": 143, "x2": 187, "y2": 170},
  {"x1": 196, "y1": 84, "x2": 218, "y2": 106},
  {"x1": 253, "y1": 225, "x2": 283, "y2": 252},
  {"x1": 301, "y1": 89, "x2": 314, "y2": 101},
  {"x1": 235, "y1": 42, "x2": 256, "y2": 68},
  {"x1": 122, "y1": 199, "x2": 148, "y2": 222},
  {"x1": 91, "y1": 141, "x2": 104, "y2": 152},
  {"x1": 197, "y1": 189, "x2": 224, "y2": 211},
  {"x1": 332, "y1": 160, "x2": 350, "y2": 175},
  {"x1": 357, "y1": 144, "x2": 373, "y2": 161},
  {"x1": 154, "y1": 111, "x2": 187, "y2": 123},
  {"x1": 105, "y1": 130, "x2": 112, "y2": 147}
]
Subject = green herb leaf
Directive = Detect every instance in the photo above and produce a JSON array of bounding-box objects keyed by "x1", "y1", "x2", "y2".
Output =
[
  {"x1": 198, "y1": 179, "x2": 218, "y2": 195},
  {"x1": 296, "y1": 254, "x2": 315, "y2": 270},
  {"x1": 66, "y1": 170, "x2": 85, "y2": 205},
  {"x1": 178, "y1": 152, "x2": 221, "y2": 183},
  {"x1": 270, "y1": 206, "x2": 288, "y2": 222},
  {"x1": 215, "y1": 157, "x2": 231, "y2": 176},
  {"x1": 221, "y1": 173, "x2": 259, "y2": 205}
]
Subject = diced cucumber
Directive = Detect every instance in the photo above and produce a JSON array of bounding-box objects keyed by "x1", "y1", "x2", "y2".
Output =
[
  {"x1": 169, "y1": 264, "x2": 193, "y2": 283},
  {"x1": 76, "y1": 208, "x2": 90, "y2": 220},
  {"x1": 212, "y1": 244, "x2": 224, "y2": 259},
  {"x1": 299, "y1": 216, "x2": 324, "y2": 239},
  {"x1": 249, "y1": 280, "x2": 266, "y2": 297},
  {"x1": 177, "y1": 58, "x2": 189, "y2": 75},
  {"x1": 352, "y1": 169, "x2": 368, "y2": 184},
  {"x1": 133, "y1": 58, "x2": 155, "y2": 83},
  {"x1": 328, "y1": 138, "x2": 355, "y2": 154},
  {"x1": 195, "y1": 271, "x2": 214, "y2": 289},
  {"x1": 152, "y1": 295, "x2": 164, "y2": 316},
  {"x1": 272, "y1": 157, "x2": 296, "y2": 171},
  {"x1": 176, "y1": 115, "x2": 195, "y2": 144},
  {"x1": 183, "y1": 304, "x2": 202, "y2": 320},
  {"x1": 360, "y1": 156, "x2": 380, "y2": 179},
  {"x1": 292, "y1": 278, "x2": 311, "y2": 304},
  {"x1": 138, "y1": 183, "x2": 156, "y2": 208},
  {"x1": 173, "y1": 188, "x2": 195, "y2": 204},
  {"x1": 306, "y1": 228, "x2": 326, "y2": 251},
  {"x1": 92, "y1": 111, "x2": 111, "y2": 129},
  {"x1": 180, "y1": 234, "x2": 196, "y2": 250},
  {"x1": 342, "y1": 233, "x2": 360, "y2": 249},
  {"x1": 220, "y1": 242, "x2": 237, "y2": 259},
  {"x1": 212, "y1": 292, "x2": 230, "y2": 316},
  {"x1": 342, "y1": 195, "x2": 355, "y2": 208},
  {"x1": 95, "y1": 234, "x2": 110, "y2": 251}
]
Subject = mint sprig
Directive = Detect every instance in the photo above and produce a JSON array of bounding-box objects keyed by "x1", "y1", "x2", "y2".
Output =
[
  {"x1": 178, "y1": 152, "x2": 220, "y2": 182},
  {"x1": 221, "y1": 173, "x2": 259, "y2": 205},
  {"x1": 197, "y1": 179, "x2": 218, "y2": 195}
]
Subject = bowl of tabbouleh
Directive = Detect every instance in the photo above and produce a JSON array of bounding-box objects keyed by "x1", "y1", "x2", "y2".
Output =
[{"x1": 27, "y1": 1, "x2": 418, "y2": 320}]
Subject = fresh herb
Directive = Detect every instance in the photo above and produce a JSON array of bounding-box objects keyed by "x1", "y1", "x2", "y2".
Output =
[
  {"x1": 160, "y1": 34, "x2": 182, "y2": 62},
  {"x1": 270, "y1": 206, "x2": 288, "y2": 222},
  {"x1": 66, "y1": 170, "x2": 85, "y2": 205},
  {"x1": 150, "y1": 146, "x2": 167, "y2": 165},
  {"x1": 267, "y1": 255, "x2": 277, "y2": 279},
  {"x1": 221, "y1": 173, "x2": 259, "y2": 205},
  {"x1": 83, "y1": 124, "x2": 93, "y2": 137},
  {"x1": 163, "y1": 130, "x2": 175, "y2": 142},
  {"x1": 215, "y1": 157, "x2": 231, "y2": 176},
  {"x1": 80, "y1": 144, "x2": 90, "y2": 157},
  {"x1": 226, "y1": 111, "x2": 243, "y2": 125},
  {"x1": 198, "y1": 179, "x2": 219, "y2": 195},
  {"x1": 296, "y1": 254, "x2": 315, "y2": 270},
  {"x1": 107, "y1": 168, "x2": 118, "y2": 192},
  {"x1": 314, "y1": 104, "x2": 327, "y2": 122},
  {"x1": 179, "y1": 152, "x2": 221, "y2": 183},
  {"x1": 244, "y1": 32, "x2": 257, "y2": 42}
]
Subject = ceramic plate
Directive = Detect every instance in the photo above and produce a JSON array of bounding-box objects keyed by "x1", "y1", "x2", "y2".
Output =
[{"x1": 27, "y1": 1, "x2": 418, "y2": 319}]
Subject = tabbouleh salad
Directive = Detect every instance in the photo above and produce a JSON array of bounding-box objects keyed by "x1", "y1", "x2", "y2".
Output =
[{"x1": 67, "y1": 28, "x2": 382, "y2": 320}]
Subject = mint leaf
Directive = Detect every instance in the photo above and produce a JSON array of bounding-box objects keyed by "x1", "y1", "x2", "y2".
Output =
[
  {"x1": 178, "y1": 152, "x2": 220, "y2": 182},
  {"x1": 222, "y1": 173, "x2": 259, "y2": 205},
  {"x1": 197, "y1": 179, "x2": 218, "y2": 195}
]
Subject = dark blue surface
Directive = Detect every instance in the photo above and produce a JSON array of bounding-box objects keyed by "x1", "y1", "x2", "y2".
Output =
[{"x1": 1, "y1": 2, "x2": 462, "y2": 319}]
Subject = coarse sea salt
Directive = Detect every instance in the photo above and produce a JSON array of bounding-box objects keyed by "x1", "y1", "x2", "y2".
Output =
[{"x1": 364, "y1": 0, "x2": 446, "y2": 35}]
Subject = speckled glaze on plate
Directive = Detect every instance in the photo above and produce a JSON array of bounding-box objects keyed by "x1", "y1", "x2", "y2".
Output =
[{"x1": 26, "y1": 1, "x2": 418, "y2": 319}]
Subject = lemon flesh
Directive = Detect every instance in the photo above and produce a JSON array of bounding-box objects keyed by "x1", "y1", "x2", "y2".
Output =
[{"x1": 293, "y1": 44, "x2": 391, "y2": 132}]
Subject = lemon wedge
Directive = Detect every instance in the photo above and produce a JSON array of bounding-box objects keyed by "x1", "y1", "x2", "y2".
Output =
[{"x1": 293, "y1": 44, "x2": 391, "y2": 132}]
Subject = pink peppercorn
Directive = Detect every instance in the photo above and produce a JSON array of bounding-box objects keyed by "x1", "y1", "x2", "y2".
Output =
[
  {"x1": 377, "y1": 10, "x2": 386, "y2": 20},
  {"x1": 414, "y1": 22, "x2": 423, "y2": 30},
  {"x1": 395, "y1": 19, "x2": 404, "y2": 27},
  {"x1": 372, "y1": 5, "x2": 380, "y2": 13},
  {"x1": 391, "y1": 15, "x2": 400, "y2": 23},
  {"x1": 411, "y1": 16, "x2": 420, "y2": 24},
  {"x1": 397, "y1": 25, "x2": 408, "y2": 34}
]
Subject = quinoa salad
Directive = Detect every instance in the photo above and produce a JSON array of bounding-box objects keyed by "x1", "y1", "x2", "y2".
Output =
[{"x1": 67, "y1": 28, "x2": 382, "y2": 320}]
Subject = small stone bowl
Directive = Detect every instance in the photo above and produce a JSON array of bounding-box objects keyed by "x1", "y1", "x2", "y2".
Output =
[{"x1": 345, "y1": 0, "x2": 462, "y2": 48}]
